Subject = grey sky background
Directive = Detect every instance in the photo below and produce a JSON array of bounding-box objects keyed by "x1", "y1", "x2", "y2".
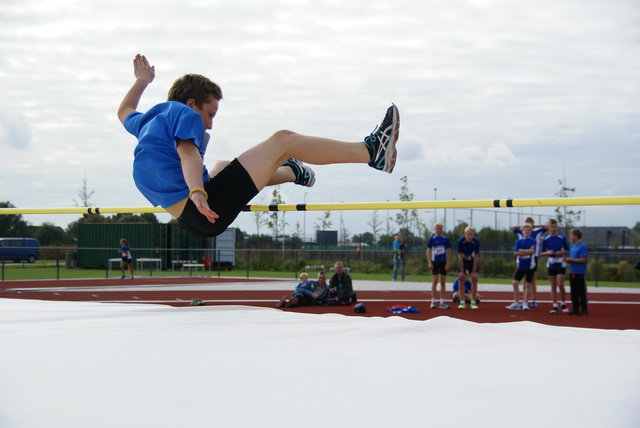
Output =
[{"x1": 1, "y1": 0, "x2": 639, "y2": 239}]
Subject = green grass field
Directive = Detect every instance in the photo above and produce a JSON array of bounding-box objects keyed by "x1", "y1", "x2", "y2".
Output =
[{"x1": 1, "y1": 262, "x2": 639, "y2": 288}]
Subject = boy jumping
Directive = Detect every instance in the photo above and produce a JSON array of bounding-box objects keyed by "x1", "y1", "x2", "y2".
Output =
[{"x1": 118, "y1": 54, "x2": 399, "y2": 237}]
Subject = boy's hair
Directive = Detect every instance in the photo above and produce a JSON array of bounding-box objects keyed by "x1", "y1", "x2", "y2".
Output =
[
  {"x1": 120, "y1": 238, "x2": 128, "y2": 245},
  {"x1": 570, "y1": 228, "x2": 583, "y2": 239},
  {"x1": 522, "y1": 223, "x2": 533, "y2": 230},
  {"x1": 525, "y1": 217, "x2": 534, "y2": 224},
  {"x1": 299, "y1": 272, "x2": 308, "y2": 281},
  {"x1": 167, "y1": 74, "x2": 223, "y2": 108},
  {"x1": 464, "y1": 226, "x2": 475, "y2": 234},
  {"x1": 434, "y1": 222, "x2": 444, "y2": 228},
  {"x1": 548, "y1": 218, "x2": 558, "y2": 226}
]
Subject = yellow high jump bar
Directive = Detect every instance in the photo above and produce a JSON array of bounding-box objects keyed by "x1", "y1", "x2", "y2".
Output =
[{"x1": 0, "y1": 196, "x2": 638, "y2": 215}]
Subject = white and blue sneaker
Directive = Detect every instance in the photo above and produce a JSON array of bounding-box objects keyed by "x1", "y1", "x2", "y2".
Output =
[
  {"x1": 364, "y1": 104, "x2": 399, "y2": 173},
  {"x1": 282, "y1": 158, "x2": 316, "y2": 187},
  {"x1": 505, "y1": 302, "x2": 523, "y2": 310}
]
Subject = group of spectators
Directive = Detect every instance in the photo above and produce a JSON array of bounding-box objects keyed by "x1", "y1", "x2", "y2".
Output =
[{"x1": 277, "y1": 262, "x2": 357, "y2": 308}]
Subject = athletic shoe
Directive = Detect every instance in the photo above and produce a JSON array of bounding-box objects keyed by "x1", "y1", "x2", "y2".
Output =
[
  {"x1": 561, "y1": 304, "x2": 569, "y2": 313},
  {"x1": 453, "y1": 297, "x2": 460, "y2": 304},
  {"x1": 531, "y1": 300, "x2": 538, "y2": 308},
  {"x1": 470, "y1": 301, "x2": 479, "y2": 310},
  {"x1": 458, "y1": 302, "x2": 466, "y2": 310},
  {"x1": 523, "y1": 303, "x2": 530, "y2": 311},
  {"x1": 505, "y1": 302, "x2": 522, "y2": 310},
  {"x1": 439, "y1": 302, "x2": 450, "y2": 310},
  {"x1": 550, "y1": 307, "x2": 558, "y2": 314},
  {"x1": 121, "y1": 275, "x2": 126, "y2": 280},
  {"x1": 430, "y1": 302, "x2": 437, "y2": 309},
  {"x1": 282, "y1": 158, "x2": 316, "y2": 187},
  {"x1": 364, "y1": 104, "x2": 400, "y2": 173}
]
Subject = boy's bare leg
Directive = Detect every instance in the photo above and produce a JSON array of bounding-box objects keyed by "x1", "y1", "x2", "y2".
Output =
[
  {"x1": 237, "y1": 131, "x2": 369, "y2": 191},
  {"x1": 558, "y1": 275, "x2": 566, "y2": 302},
  {"x1": 550, "y1": 276, "x2": 558, "y2": 305},
  {"x1": 512, "y1": 280, "x2": 521, "y2": 302}
]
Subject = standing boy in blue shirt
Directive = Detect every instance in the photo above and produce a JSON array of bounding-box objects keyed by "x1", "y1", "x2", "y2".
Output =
[
  {"x1": 506, "y1": 223, "x2": 537, "y2": 311},
  {"x1": 510, "y1": 217, "x2": 547, "y2": 307},
  {"x1": 564, "y1": 228, "x2": 589, "y2": 315},
  {"x1": 457, "y1": 227, "x2": 480, "y2": 310},
  {"x1": 427, "y1": 222, "x2": 451, "y2": 309},
  {"x1": 541, "y1": 219, "x2": 570, "y2": 313}
]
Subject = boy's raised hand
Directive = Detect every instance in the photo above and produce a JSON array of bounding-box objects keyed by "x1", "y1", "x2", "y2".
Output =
[{"x1": 133, "y1": 54, "x2": 155, "y2": 84}]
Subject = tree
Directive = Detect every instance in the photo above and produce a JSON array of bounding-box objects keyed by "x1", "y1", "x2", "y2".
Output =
[
  {"x1": 367, "y1": 210, "x2": 382, "y2": 246},
  {"x1": 266, "y1": 186, "x2": 286, "y2": 240},
  {"x1": 352, "y1": 232, "x2": 374, "y2": 246},
  {"x1": 36, "y1": 222, "x2": 65, "y2": 245},
  {"x1": 315, "y1": 210, "x2": 332, "y2": 231},
  {"x1": 251, "y1": 195, "x2": 269, "y2": 235},
  {"x1": 555, "y1": 176, "x2": 582, "y2": 235},
  {"x1": 0, "y1": 201, "x2": 30, "y2": 237},
  {"x1": 73, "y1": 174, "x2": 95, "y2": 207},
  {"x1": 394, "y1": 176, "x2": 426, "y2": 246}
]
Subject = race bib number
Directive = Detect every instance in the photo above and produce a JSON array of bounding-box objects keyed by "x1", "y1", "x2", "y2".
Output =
[{"x1": 434, "y1": 246, "x2": 445, "y2": 255}]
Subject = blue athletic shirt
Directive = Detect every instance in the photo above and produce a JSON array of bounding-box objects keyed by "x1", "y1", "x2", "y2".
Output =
[
  {"x1": 124, "y1": 101, "x2": 211, "y2": 208},
  {"x1": 568, "y1": 242, "x2": 588, "y2": 274},
  {"x1": 457, "y1": 237, "x2": 480, "y2": 260},
  {"x1": 512, "y1": 227, "x2": 546, "y2": 256},
  {"x1": 542, "y1": 234, "x2": 569, "y2": 269},
  {"x1": 514, "y1": 238, "x2": 536, "y2": 270},
  {"x1": 427, "y1": 235, "x2": 451, "y2": 262}
]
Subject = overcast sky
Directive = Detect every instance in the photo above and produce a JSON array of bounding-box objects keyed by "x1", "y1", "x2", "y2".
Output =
[{"x1": 1, "y1": 0, "x2": 639, "y2": 239}]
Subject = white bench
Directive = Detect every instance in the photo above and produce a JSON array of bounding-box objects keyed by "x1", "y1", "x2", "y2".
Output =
[
  {"x1": 107, "y1": 258, "x2": 122, "y2": 277},
  {"x1": 182, "y1": 263, "x2": 205, "y2": 276},
  {"x1": 136, "y1": 258, "x2": 162, "y2": 276}
]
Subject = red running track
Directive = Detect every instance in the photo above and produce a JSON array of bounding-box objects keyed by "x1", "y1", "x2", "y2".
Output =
[{"x1": 2, "y1": 277, "x2": 639, "y2": 330}]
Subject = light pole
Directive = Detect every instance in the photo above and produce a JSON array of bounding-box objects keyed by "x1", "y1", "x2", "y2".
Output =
[
  {"x1": 303, "y1": 192, "x2": 307, "y2": 248},
  {"x1": 433, "y1": 188, "x2": 437, "y2": 225}
]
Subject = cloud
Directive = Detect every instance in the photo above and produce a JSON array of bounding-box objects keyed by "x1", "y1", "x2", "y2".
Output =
[{"x1": 0, "y1": 108, "x2": 31, "y2": 149}]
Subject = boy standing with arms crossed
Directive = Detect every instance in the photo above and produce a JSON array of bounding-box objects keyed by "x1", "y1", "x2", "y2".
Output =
[
  {"x1": 540, "y1": 219, "x2": 570, "y2": 313},
  {"x1": 506, "y1": 224, "x2": 536, "y2": 311},
  {"x1": 564, "y1": 228, "x2": 589, "y2": 315},
  {"x1": 457, "y1": 227, "x2": 480, "y2": 310},
  {"x1": 427, "y1": 222, "x2": 451, "y2": 309}
]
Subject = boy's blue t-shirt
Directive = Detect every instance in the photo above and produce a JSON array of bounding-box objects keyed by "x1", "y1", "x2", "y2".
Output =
[
  {"x1": 514, "y1": 238, "x2": 536, "y2": 270},
  {"x1": 569, "y1": 242, "x2": 588, "y2": 274},
  {"x1": 457, "y1": 237, "x2": 480, "y2": 260},
  {"x1": 513, "y1": 227, "x2": 546, "y2": 256},
  {"x1": 427, "y1": 235, "x2": 451, "y2": 262},
  {"x1": 124, "y1": 101, "x2": 211, "y2": 208},
  {"x1": 542, "y1": 234, "x2": 569, "y2": 268},
  {"x1": 452, "y1": 278, "x2": 472, "y2": 293}
]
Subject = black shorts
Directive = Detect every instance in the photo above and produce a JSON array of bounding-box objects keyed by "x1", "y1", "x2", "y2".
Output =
[
  {"x1": 459, "y1": 259, "x2": 477, "y2": 275},
  {"x1": 548, "y1": 267, "x2": 566, "y2": 276},
  {"x1": 178, "y1": 158, "x2": 259, "y2": 238},
  {"x1": 431, "y1": 261, "x2": 447, "y2": 275},
  {"x1": 514, "y1": 269, "x2": 534, "y2": 282}
]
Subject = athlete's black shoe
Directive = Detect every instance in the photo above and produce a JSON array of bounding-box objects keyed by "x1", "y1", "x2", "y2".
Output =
[
  {"x1": 282, "y1": 158, "x2": 316, "y2": 187},
  {"x1": 364, "y1": 104, "x2": 399, "y2": 173}
]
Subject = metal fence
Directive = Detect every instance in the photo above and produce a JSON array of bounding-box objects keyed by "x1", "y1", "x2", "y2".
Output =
[{"x1": 2, "y1": 246, "x2": 639, "y2": 285}]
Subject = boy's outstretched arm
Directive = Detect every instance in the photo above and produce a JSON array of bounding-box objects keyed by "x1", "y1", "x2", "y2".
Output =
[{"x1": 117, "y1": 54, "x2": 155, "y2": 125}]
